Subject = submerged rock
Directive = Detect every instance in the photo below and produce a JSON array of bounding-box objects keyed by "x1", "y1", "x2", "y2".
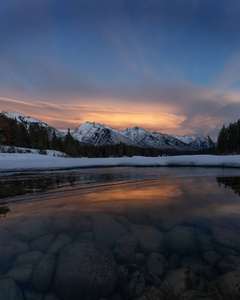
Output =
[
  {"x1": 121, "y1": 271, "x2": 145, "y2": 299},
  {"x1": 91, "y1": 214, "x2": 127, "y2": 249},
  {"x1": 0, "y1": 278, "x2": 23, "y2": 300},
  {"x1": 47, "y1": 233, "x2": 72, "y2": 255},
  {"x1": 24, "y1": 288, "x2": 44, "y2": 300},
  {"x1": 130, "y1": 225, "x2": 164, "y2": 253},
  {"x1": 212, "y1": 227, "x2": 240, "y2": 251},
  {"x1": 179, "y1": 290, "x2": 215, "y2": 300},
  {"x1": 6, "y1": 264, "x2": 33, "y2": 284},
  {"x1": 181, "y1": 256, "x2": 209, "y2": 277},
  {"x1": 55, "y1": 241, "x2": 117, "y2": 300},
  {"x1": 0, "y1": 240, "x2": 29, "y2": 273},
  {"x1": 168, "y1": 254, "x2": 181, "y2": 270},
  {"x1": 213, "y1": 271, "x2": 240, "y2": 300},
  {"x1": 217, "y1": 246, "x2": 240, "y2": 273},
  {"x1": 136, "y1": 286, "x2": 163, "y2": 300},
  {"x1": 164, "y1": 225, "x2": 197, "y2": 255},
  {"x1": 13, "y1": 250, "x2": 43, "y2": 267},
  {"x1": 161, "y1": 268, "x2": 198, "y2": 299},
  {"x1": 145, "y1": 252, "x2": 166, "y2": 277},
  {"x1": 135, "y1": 252, "x2": 147, "y2": 267},
  {"x1": 72, "y1": 215, "x2": 92, "y2": 234},
  {"x1": 31, "y1": 254, "x2": 56, "y2": 293},
  {"x1": 43, "y1": 290, "x2": 60, "y2": 300},
  {"x1": 196, "y1": 232, "x2": 215, "y2": 252},
  {"x1": 202, "y1": 250, "x2": 219, "y2": 266},
  {"x1": 113, "y1": 234, "x2": 137, "y2": 264},
  {"x1": 31, "y1": 233, "x2": 55, "y2": 252},
  {"x1": 15, "y1": 216, "x2": 51, "y2": 240}
]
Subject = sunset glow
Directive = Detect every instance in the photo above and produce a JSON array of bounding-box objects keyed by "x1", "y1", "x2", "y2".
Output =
[{"x1": 1, "y1": 1, "x2": 240, "y2": 138}]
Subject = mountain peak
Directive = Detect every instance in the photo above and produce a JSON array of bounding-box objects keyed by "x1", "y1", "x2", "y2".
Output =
[
  {"x1": 4, "y1": 111, "x2": 48, "y2": 127},
  {"x1": 3, "y1": 111, "x2": 64, "y2": 138}
]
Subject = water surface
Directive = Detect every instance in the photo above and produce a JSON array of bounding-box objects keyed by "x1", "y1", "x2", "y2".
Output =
[{"x1": 1, "y1": 167, "x2": 240, "y2": 300}]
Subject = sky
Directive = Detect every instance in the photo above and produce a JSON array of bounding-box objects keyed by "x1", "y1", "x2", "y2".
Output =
[{"x1": 1, "y1": 0, "x2": 240, "y2": 138}]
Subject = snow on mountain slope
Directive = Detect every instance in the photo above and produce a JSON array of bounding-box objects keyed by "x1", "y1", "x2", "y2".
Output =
[
  {"x1": 121, "y1": 127, "x2": 194, "y2": 151},
  {"x1": 172, "y1": 135, "x2": 198, "y2": 144},
  {"x1": 152, "y1": 132, "x2": 194, "y2": 151},
  {"x1": 173, "y1": 135, "x2": 213, "y2": 150},
  {"x1": 2, "y1": 111, "x2": 213, "y2": 151},
  {"x1": 72, "y1": 122, "x2": 135, "y2": 146},
  {"x1": 5, "y1": 112, "x2": 48, "y2": 127},
  {"x1": 3, "y1": 111, "x2": 64, "y2": 138},
  {"x1": 72, "y1": 122, "x2": 213, "y2": 151},
  {"x1": 189, "y1": 136, "x2": 213, "y2": 150}
]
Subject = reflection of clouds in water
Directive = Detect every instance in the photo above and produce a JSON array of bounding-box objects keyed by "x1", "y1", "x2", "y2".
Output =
[{"x1": 3, "y1": 174, "x2": 240, "y2": 232}]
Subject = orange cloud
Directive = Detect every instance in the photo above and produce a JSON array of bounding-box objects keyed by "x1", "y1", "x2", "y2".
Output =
[{"x1": 0, "y1": 96, "x2": 185, "y2": 133}]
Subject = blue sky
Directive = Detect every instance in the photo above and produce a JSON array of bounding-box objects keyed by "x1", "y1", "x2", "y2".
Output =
[{"x1": 1, "y1": 0, "x2": 240, "y2": 138}]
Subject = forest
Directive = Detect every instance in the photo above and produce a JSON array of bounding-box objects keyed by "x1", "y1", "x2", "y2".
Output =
[
  {"x1": 217, "y1": 120, "x2": 240, "y2": 154},
  {"x1": 0, "y1": 113, "x2": 161, "y2": 158}
]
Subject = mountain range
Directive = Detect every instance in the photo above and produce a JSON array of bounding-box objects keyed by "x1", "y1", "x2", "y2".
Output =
[{"x1": 3, "y1": 111, "x2": 214, "y2": 152}]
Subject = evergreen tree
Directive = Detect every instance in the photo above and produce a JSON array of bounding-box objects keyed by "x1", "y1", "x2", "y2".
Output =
[
  {"x1": 0, "y1": 114, "x2": 12, "y2": 145},
  {"x1": 51, "y1": 131, "x2": 59, "y2": 150},
  {"x1": 64, "y1": 129, "x2": 79, "y2": 157}
]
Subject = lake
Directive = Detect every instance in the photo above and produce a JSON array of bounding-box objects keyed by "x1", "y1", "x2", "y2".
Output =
[{"x1": 1, "y1": 166, "x2": 240, "y2": 300}]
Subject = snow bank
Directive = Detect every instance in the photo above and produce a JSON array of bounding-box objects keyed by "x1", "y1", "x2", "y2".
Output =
[{"x1": 0, "y1": 154, "x2": 240, "y2": 173}]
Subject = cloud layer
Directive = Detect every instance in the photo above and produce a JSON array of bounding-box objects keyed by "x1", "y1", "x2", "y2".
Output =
[
  {"x1": 1, "y1": 82, "x2": 240, "y2": 139},
  {"x1": 1, "y1": 0, "x2": 240, "y2": 139}
]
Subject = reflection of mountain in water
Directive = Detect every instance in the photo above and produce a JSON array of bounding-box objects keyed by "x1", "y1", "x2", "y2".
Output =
[{"x1": 216, "y1": 177, "x2": 240, "y2": 197}]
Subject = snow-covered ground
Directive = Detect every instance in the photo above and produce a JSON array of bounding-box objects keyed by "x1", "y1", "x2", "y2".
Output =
[
  {"x1": 0, "y1": 153, "x2": 240, "y2": 172},
  {"x1": 0, "y1": 145, "x2": 68, "y2": 157}
]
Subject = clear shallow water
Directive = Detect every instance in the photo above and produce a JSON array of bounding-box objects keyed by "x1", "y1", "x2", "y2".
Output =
[{"x1": 1, "y1": 167, "x2": 240, "y2": 299}]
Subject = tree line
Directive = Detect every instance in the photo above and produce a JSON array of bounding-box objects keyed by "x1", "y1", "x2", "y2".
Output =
[
  {"x1": 217, "y1": 120, "x2": 240, "y2": 154},
  {"x1": 0, "y1": 113, "x2": 161, "y2": 157}
]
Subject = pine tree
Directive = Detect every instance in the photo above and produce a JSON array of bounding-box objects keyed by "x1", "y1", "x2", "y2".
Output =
[
  {"x1": 0, "y1": 114, "x2": 12, "y2": 145},
  {"x1": 51, "y1": 131, "x2": 59, "y2": 150}
]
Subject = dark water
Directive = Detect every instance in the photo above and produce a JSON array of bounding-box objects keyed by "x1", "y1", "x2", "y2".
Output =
[{"x1": 1, "y1": 167, "x2": 240, "y2": 300}]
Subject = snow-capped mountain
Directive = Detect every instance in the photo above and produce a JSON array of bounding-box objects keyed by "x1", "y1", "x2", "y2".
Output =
[
  {"x1": 172, "y1": 135, "x2": 198, "y2": 145},
  {"x1": 72, "y1": 122, "x2": 135, "y2": 146},
  {"x1": 173, "y1": 135, "x2": 214, "y2": 150},
  {"x1": 71, "y1": 122, "x2": 198, "y2": 151},
  {"x1": 121, "y1": 126, "x2": 193, "y2": 151},
  {"x1": 3, "y1": 111, "x2": 64, "y2": 138},
  {"x1": 3, "y1": 111, "x2": 214, "y2": 151},
  {"x1": 3, "y1": 111, "x2": 48, "y2": 127}
]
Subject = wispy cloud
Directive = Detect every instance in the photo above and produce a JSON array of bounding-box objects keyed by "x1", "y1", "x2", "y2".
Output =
[
  {"x1": 0, "y1": 96, "x2": 185, "y2": 132},
  {"x1": 214, "y1": 51, "x2": 240, "y2": 89},
  {"x1": 1, "y1": 85, "x2": 240, "y2": 139}
]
